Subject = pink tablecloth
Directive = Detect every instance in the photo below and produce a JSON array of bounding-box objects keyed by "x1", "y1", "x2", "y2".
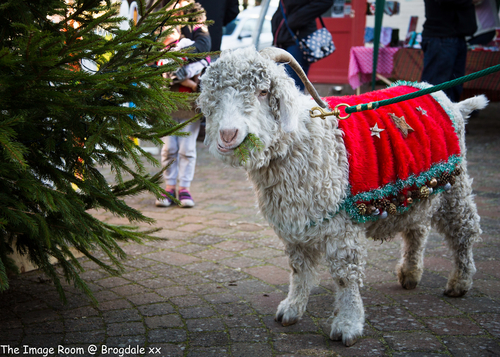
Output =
[{"x1": 348, "y1": 46, "x2": 400, "y2": 90}]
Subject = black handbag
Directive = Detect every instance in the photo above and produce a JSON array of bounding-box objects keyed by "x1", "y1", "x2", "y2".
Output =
[{"x1": 279, "y1": 2, "x2": 335, "y2": 63}]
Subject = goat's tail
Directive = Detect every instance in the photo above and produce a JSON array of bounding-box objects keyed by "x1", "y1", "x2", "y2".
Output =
[{"x1": 456, "y1": 95, "x2": 489, "y2": 118}]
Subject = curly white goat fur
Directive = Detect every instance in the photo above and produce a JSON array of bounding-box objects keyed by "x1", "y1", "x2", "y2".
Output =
[{"x1": 198, "y1": 46, "x2": 487, "y2": 346}]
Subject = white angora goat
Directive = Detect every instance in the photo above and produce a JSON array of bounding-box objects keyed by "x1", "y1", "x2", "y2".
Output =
[{"x1": 197, "y1": 47, "x2": 487, "y2": 346}]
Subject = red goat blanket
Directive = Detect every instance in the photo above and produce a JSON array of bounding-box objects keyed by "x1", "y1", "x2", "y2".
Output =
[{"x1": 323, "y1": 83, "x2": 461, "y2": 223}]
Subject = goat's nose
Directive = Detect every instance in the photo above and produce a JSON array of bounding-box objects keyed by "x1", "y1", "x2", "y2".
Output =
[{"x1": 220, "y1": 129, "x2": 239, "y2": 145}]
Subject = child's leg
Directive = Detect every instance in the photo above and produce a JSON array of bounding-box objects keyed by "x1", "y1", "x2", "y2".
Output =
[{"x1": 177, "y1": 119, "x2": 201, "y2": 189}]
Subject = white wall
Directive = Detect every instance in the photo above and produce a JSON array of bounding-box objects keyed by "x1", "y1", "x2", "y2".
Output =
[{"x1": 365, "y1": 0, "x2": 425, "y2": 41}]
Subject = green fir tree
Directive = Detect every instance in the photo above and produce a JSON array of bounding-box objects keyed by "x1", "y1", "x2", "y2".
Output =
[{"x1": 0, "y1": 0, "x2": 206, "y2": 302}]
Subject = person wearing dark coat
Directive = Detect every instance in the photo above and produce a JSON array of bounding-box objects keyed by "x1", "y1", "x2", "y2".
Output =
[
  {"x1": 421, "y1": 0, "x2": 477, "y2": 102},
  {"x1": 198, "y1": 0, "x2": 239, "y2": 52},
  {"x1": 271, "y1": 0, "x2": 333, "y2": 91}
]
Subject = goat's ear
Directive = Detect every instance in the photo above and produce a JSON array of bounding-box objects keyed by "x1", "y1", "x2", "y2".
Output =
[{"x1": 272, "y1": 75, "x2": 300, "y2": 133}]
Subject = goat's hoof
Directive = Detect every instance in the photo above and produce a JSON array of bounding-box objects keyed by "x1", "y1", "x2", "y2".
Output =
[
  {"x1": 344, "y1": 337, "x2": 358, "y2": 347},
  {"x1": 401, "y1": 278, "x2": 419, "y2": 290},
  {"x1": 275, "y1": 299, "x2": 301, "y2": 326},
  {"x1": 397, "y1": 266, "x2": 422, "y2": 290},
  {"x1": 330, "y1": 332, "x2": 342, "y2": 341},
  {"x1": 444, "y1": 288, "x2": 468, "y2": 297}
]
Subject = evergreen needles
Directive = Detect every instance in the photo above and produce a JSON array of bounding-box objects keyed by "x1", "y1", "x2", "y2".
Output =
[
  {"x1": 0, "y1": 0, "x2": 206, "y2": 302},
  {"x1": 234, "y1": 133, "x2": 264, "y2": 164}
]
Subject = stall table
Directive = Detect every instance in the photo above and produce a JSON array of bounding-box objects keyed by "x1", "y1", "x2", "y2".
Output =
[{"x1": 348, "y1": 46, "x2": 500, "y2": 101}]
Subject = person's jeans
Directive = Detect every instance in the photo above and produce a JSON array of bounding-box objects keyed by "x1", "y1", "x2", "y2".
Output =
[
  {"x1": 161, "y1": 117, "x2": 200, "y2": 188},
  {"x1": 421, "y1": 36, "x2": 467, "y2": 102},
  {"x1": 284, "y1": 44, "x2": 310, "y2": 92}
]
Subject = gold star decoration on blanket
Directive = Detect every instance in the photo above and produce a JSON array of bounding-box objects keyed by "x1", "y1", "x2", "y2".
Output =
[
  {"x1": 416, "y1": 106, "x2": 428, "y2": 116},
  {"x1": 389, "y1": 113, "x2": 414, "y2": 138},
  {"x1": 370, "y1": 123, "x2": 385, "y2": 138}
]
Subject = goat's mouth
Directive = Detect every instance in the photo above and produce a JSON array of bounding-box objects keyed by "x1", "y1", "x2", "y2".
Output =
[
  {"x1": 217, "y1": 143, "x2": 234, "y2": 153},
  {"x1": 217, "y1": 141, "x2": 243, "y2": 154}
]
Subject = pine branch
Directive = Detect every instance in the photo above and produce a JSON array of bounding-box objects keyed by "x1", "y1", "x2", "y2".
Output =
[{"x1": 234, "y1": 133, "x2": 264, "y2": 164}]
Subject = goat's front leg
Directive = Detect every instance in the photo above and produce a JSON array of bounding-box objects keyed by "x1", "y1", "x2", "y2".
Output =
[
  {"x1": 325, "y1": 229, "x2": 366, "y2": 347},
  {"x1": 275, "y1": 243, "x2": 320, "y2": 326}
]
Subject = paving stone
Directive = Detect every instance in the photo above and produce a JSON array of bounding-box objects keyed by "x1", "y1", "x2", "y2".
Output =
[
  {"x1": 190, "y1": 235, "x2": 226, "y2": 245},
  {"x1": 188, "y1": 283, "x2": 228, "y2": 295},
  {"x1": 111, "y1": 284, "x2": 146, "y2": 296},
  {"x1": 246, "y1": 292, "x2": 286, "y2": 315},
  {"x1": 168, "y1": 296, "x2": 206, "y2": 308},
  {"x1": 445, "y1": 297, "x2": 500, "y2": 314},
  {"x1": 393, "y1": 294, "x2": 462, "y2": 317},
  {"x1": 201, "y1": 268, "x2": 248, "y2": 283},
  {"x1": 384, "y1": 332, "x2": 446, "y2": 352},
  {"x1": 183, "y1": 261, "x2": 222, "y2": 272},
  {"x1": 186, "y1": 318, "x2": 225, "y2": 332},
  {"x1": 425, "y1": 317, "x2": 485, "y2": 335},
  {"x1": 223, "y1": 315, "x2": 264, "y2": 328},
  {"x1": 226, "y1": 279, "x2": 275, "y2": 294},
  {"x1": 147, "y1": 265, "x2": 189, "y2": 278},
  {"x1": 214, "y1": 240, "x2": 255, "y2": 252},
  {"x1": 189, "y1": 331, "x2": 230, "y2": 347},
  {"x1": 97, "y1": 299, "x2": 133, "y2": 311},
  {"x1": 107, "y1": 321, "x2": 146, "y2": 336},
  {"x1": 273, "y1": 333, "x2": 328, "y2": 353},
  {"x1": 392, "y1": 353, "x2": 445, "y2": 357},
  {"x1": 194, "y1": 248, "x2": 236, "y2": 261},
  {"x1": 244, "y1": 265, "x2": 290, "y2": 285},
  {"x1": 186, "y1": 346, "x2": 230, "y2": 357},
  {"x1": 241, "y1": 247, "x2": 284, "y2": 259},
  {"x1": 63, "y1": 330, "x2": 106, "y2": 344},
  {"x1": 24, "y1": 320, "x2": 64, "y2": 334},
  {"x1": 21, "y1": 333, "x2": 64, "y2": 347},
  {"x1": 229, "y1": 327, "x2": 270, "y2": 342},
  {"x1": 231, "y1": 343, "x2": 273, "y2": 357},
  {"x1": 97, "y1": 276, "x2": 130, "y2": 288},
  {"x1": 172, "y1": 243, "x2": 208, "y2": 254},
  {"x1": 471, "y1": 313, "x2": 500, "y2": 338},
  {"x1": 136, "y1": 277, "x2": 174, "y2": 289},
  {"x1": 366, "y1": 305, "x2": 426, "y2": 331},
  {"x1": 127, "y1": 292, "x2": 164, "y2": 305},
  {"x1": 155, "y1": 286, "x2": 191, "y2": 298},
  {"x1": 105, "y1": 335, "x2": 146, "y2": 347},
  {"x1": 328, "y1": 338, "x2": 388, "y2": 357},
  {"x1": 145, "y1": 314, "x2": 183, "y2": 329},
  {"x1": 146, "y1": 251, "x2": 200, "y2": 266},
  {"x1": 148, "y1": 329, "x2": 187, "y2": 343},
  {"x1": 443, "y1": 336, "x2": 500, "y2": 356},
  {"x1": 102, "y1": 309, "x2": 142, "y2": 323},
  {"x1": 64, "y1": 316, "x2": 104, "y2": 331},
  {"x1": 170, "y1": 274, "x2": 210, "y2": 286},
  {"x1": 203, "y1": 292, "x2": 240, "y2": 304},
  {"x1": 214, "y1": 302, "x2": 255, "y2": 317},
  {"x1": 179, "y1": 306, "x2": 216, "y2": 319},
  {"x1": 137, "y1": 302, "x2": 175, "y2": 316}
]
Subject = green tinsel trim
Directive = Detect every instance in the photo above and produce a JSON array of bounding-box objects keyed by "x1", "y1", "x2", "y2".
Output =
[
  {"x1": 390, "y1": 80, "x2": 458, "y2": 133},
  {"x1": 234, "y1": 133, "x2": 264, "y2": 164},
  {"x1": 340, "y1": 155, "x2": 461, "y2": 223}
]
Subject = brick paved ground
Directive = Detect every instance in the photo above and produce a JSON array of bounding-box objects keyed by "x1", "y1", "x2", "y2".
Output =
[{"x1": 1, "y1": 99, "x2": 499, "y2": 357}]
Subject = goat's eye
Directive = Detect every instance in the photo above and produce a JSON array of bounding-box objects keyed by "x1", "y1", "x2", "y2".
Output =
[{"x1": 258, "y1": 89, "x2": 268, "y2": 97}]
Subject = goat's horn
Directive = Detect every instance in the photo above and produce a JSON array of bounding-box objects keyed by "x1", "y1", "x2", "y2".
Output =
[{"x1": 259, "y1": 47, "x2": 327, "y2": 108}]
